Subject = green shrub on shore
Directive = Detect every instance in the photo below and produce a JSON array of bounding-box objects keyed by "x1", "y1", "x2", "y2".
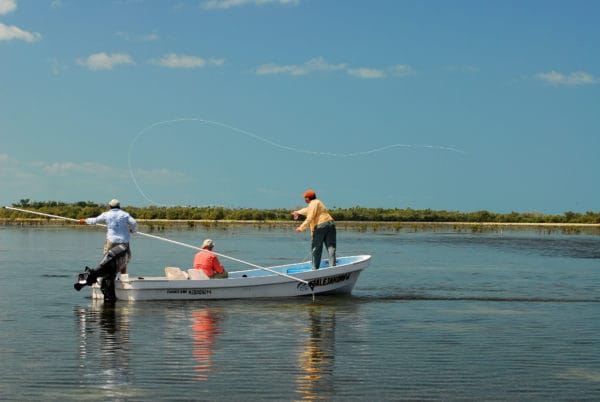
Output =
[{"x1": 2, "y1": 199, "x2": 599, "y2": 224}]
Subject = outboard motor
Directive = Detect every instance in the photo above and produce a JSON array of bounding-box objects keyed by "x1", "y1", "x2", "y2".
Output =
[{"x1": 74, "y1": 244, "x2": 130, "y2": 301}]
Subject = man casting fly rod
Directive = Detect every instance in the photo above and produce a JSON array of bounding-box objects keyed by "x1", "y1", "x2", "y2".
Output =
[{"x1": 74, "y1": 199, "x2": 138, "y2": 301}]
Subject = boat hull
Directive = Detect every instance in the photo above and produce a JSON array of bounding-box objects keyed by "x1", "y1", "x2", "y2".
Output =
[{"x1": 91, "y1": 255, "x2": 370, "y2": 301}]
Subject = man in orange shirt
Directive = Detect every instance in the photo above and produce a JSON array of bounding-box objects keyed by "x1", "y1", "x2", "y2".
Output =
[
  {"x1": 193, "y1": 239, "x2": 228, "y2": 279},
  {"x1": 293, "y1": 189, "x2": 337, "y2": 270}
]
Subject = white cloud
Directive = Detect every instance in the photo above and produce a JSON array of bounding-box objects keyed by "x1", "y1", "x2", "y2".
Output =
[
  {"x1": 0, "y1": 0, "x2": 16, "y2": 15},
  {"x1": 203, "y1": 0, "x2": 300, "y2": 10},
  {"x1": 0, "y1": 1, "x2": 41, "y2": 43},
  {"x1": 150, "y1": 54, "x2": 225, "y2": 69},
  {"x1": 77, "y1": 52, "x2": 134, "y2": 71},
  {"x1": 256, "y1": 57, "x2": 347, "y2": 76},
  {"x1": 0, "y1": 22, "x2": 41, "y2": 42},
  {"x1": 535, "y1": 70, "x2": 598, "y2": 86}
]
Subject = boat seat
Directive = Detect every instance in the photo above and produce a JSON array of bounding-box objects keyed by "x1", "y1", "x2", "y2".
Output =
[
  {"x1": 165, "y1": 267, "x2": 189, "y2": 280},
  {"x1": 188, "y1": 269, "x2": 210, "y2": 280}
]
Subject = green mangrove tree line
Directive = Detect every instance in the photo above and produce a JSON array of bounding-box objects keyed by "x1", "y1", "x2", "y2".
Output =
[{"x1": 2, "y1": 200, "x2": 599, "y2": 224}]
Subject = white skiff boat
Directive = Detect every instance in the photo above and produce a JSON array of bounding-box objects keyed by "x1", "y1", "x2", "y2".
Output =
[{"x1": 91, "y1": 255, "x2": 371, "y2": 301}]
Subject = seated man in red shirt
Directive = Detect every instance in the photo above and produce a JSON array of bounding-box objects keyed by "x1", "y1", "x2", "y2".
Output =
[{"x1": 193, "y1": 239, "x2": 228, "y2": 279}]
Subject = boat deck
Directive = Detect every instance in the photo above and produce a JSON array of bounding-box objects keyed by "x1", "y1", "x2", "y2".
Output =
[{"x1": 228, "y1": 255, "x2": 361, "y2": 278}]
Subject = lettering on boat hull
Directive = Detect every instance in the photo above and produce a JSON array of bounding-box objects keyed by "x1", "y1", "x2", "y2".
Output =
[
  {"x1": 297, "y1": 273, "x2": 352, "y2": 291},
  {"x1": 166, "y1": 288, "x2": 213, "y2": 296}
]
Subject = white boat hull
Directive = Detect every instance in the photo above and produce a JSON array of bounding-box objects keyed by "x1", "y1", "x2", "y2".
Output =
[{"x1": 91, "y1": 255, "x2": 371, "y2": 301}]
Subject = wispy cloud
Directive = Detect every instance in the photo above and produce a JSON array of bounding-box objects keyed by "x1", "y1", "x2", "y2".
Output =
[
  {"x1": 535, "y1": 70, "x2": 598, "y2": 86},
  {"x1": 36, "y1": 161, "x2": 125, "y2": 177},
  {"x1": 256, "y1": 57, "x2": 347, "y2": 76},
  {"x1": 48, "y1": 58, "x2": 67, "y2": 75},
  {"x1": 389, "y1": 64, "x2": 415, "y2": 76},
  {"x1": 0, "y1": 153, "x2": 191, "y2": 205},
  {"x1": 0, "y1": 0, "x2": 16, "y2": 15},
  {"x1": 0, "y1": 153, "x2": 17, "y2": 164},
  {"x1": 150, "y1": 53, "x2": 225, "y2": 69},
  {"x1": 203, "y1": 0, "x2": 301, "y2": 10},
  {"x1": 133, "y1": 168, "x2": 191, "y2": 184},
  {"x1": 346, "y1": 64, "x2": 415, "y2": 79},
  {"x1": 31, "y1": 159, "x2": 189, "y2": 184},
  {"x1": 1, "y1": 156, "x2": 123, "y2": 182},
  {"x1": 447, "y1": 65, "x2": 480, "y2": 73},
  {"x1": 77, "y1": 52, "x2": 135, "y2": 71},
  {"x1": 116, "y1": 30, "x2": 159, "y2": 42},
  {"x1": 0, "y1": 22, "x2": 41, "y2": 42},
  {"x1": 347, "y1": 67, "x2": 385, "y2": 79},
  {"x1": 257, "y1": 57, "x2": 415, "y2": 79},
  {"x1": 141, "y1": 32, "x2": 159, "y2": 41}
]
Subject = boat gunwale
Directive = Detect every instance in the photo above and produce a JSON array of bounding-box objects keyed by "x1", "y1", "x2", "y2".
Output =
[{"x1": 117, "y1": 254, "x2": 371, "y2": 289}]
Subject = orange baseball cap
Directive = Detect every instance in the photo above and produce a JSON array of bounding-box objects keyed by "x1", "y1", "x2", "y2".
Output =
[{"x1": 303, "y1": 189, "x2": 316, "y2": 198}]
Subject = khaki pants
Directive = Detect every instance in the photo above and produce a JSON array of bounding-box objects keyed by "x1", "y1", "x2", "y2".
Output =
[{"x1": 103, "y1": 240, "x2": 131, "y2": 274}]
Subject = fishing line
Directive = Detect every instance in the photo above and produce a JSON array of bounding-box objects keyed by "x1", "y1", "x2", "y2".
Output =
[{"x1": 128, "y1": 117, "x2": 467, "y2": 205}]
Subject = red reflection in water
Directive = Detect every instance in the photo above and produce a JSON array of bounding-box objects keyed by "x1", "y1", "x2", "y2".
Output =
[{"x1": 192, "y1": 309, "x2": 221, "y2": 381}]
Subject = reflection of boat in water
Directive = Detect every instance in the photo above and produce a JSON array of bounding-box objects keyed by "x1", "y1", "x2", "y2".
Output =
[
  {"x1": 76, "y1": 301, "x2": 132, "y2": 396},
  {"x1": 91, "y1": 255, "x2": 371, "y2": 301},
  {"x1": 296, "y1": 307, "x2": 336, "y2": 399},
  {"x1": 192, "y1": 309, "x2": 223, "y2": 381}
]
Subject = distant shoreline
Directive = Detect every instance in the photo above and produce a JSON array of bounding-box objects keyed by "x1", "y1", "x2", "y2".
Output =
[{"x1": 3, "y1": 218, "x2": 599, "y2": 235}]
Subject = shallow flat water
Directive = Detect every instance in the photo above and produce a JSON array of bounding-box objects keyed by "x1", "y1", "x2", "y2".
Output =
[{"x1": 1, "y1": 226, "x2": 599, "y2": 400}]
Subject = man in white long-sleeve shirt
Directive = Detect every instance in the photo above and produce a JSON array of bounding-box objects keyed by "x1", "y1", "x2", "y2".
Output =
[{"x1": 79, "y1": 198, "x2": 138, "y2": 274}]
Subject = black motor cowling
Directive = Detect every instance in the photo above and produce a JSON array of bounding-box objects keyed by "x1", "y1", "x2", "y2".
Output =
[{"x1": 74, "y1": 244, "x2": 130, "y2": 301}]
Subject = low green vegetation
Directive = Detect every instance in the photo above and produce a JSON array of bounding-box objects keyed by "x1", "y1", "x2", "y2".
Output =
[{"x1": 2, "y1": 199, "x2": 599, "y2": 224}]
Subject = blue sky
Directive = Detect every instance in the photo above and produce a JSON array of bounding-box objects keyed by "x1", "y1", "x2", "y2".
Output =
[{"x1": 1, "y1": 0, "x2": 598, "y2": 214}]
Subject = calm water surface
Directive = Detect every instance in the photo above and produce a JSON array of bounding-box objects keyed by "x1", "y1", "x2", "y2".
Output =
[{"x1": 0, "y1": 226, "x2": 599, "y2": 401}]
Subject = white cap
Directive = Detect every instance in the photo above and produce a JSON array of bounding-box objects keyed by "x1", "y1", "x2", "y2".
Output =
[
  {"x1": 202, "y1": 239, "x2": 214, "y2": 248},
  {"x1": 109, "y1": 199, "x2": 120, "y2": 208}
]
